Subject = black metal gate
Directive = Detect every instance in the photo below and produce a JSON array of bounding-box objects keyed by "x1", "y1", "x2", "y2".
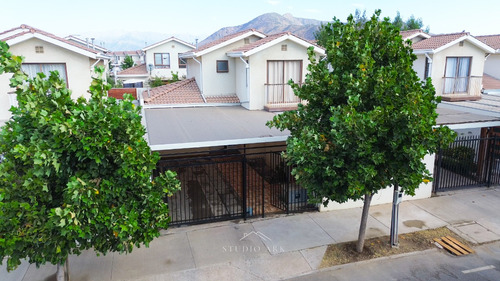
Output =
[
  {"x1": 433, "y1": 135, "x2": 500, "y2": 191},
  {"x1": 155, "y1": 144, "x2": 317, "y2": 225}
]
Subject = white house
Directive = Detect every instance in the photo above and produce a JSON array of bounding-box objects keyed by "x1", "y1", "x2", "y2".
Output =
[
  {"x1": 0, "y1": 24, "x2": 109, "y2": 126},
  {"x1": 143, "y1": 37, "x2": 195, "y2": 80},
  {"x1": 179, "y1": 29, "x2": 325, "y2": 110},
  {"x1": 406, "y1": 31, "x2": 495, "y2": 101},
  {"x1": 476, "y1": 34, "x2": 500, "y2": 93}
]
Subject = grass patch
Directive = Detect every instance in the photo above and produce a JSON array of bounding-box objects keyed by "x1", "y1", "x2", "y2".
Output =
[{"x1": 320, "y1": 227, "x2": 472, "y2": 268}]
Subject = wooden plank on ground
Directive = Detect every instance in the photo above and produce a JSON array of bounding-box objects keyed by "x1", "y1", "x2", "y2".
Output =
[
  {"x1": 445, "y1": 236, "x2": 475, "y2": 254},
  {"x1": 434, "y1": 238, "x2": 463, "y2": 256},
  {"x1": 441, "y1": 236, "x2": 469, "y2": 255}
]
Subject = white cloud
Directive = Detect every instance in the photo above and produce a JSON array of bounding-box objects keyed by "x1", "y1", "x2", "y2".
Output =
[{"x1": 268, "y1": 0, "x2": 280, "y2": 5}]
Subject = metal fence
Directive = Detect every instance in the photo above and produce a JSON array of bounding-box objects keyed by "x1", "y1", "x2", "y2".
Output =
[
  {"x1": 433, "y1": 135, "x2": 500, "y2": 191},
  {"x1": 155, "y1": 145, "x2": 317, "y2": 225}
]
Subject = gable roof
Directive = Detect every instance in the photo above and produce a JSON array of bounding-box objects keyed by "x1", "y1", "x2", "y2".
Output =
[
  {"x1": 0, "y1": 24, "x2": 103, "y2": 59},
  {"x1": 143, "y1": 78, "x2": 240, "y2": 106},
  {"x1": 110, "y1": 50, "x2": 144, "y2": 57},
  {"x1": 227, "y1": 32, "x2": 325, "y2": 57},
  {"x1": 476, "y1": 34, "x2": 500, "y2": 51},
  {"x1": 180, "y1": 29, "x2": 267, "y2": 58},
  {"x1": 117, "y1": 63, "x2": 148, "y2": 76},
  {"x1": 143, "y1": 37, "x2": 195, "y2": 51},
  {"x1": 412, "y1": 32, "x2": 495, "y2": 54},
  {"x1": 400, "y1": 29, "x2": 431, "y2": 41},
  {"x1": 64, "y1": 35, "x2": 110, "y2": 53}
]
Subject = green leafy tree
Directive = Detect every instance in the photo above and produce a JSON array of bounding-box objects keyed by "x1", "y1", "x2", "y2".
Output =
[
  {"x1": 0, "y1": 41, "x2": 180, "y2": 280},
  {"x1": 392, "y1": 11, "x2": 404, "y2": 30},
  {"x1": 121, "y1": 54, "x2": 135, "y2": 70},
  {"x1": 268, "y1": 10, "x2": 454, "y2": 253}
]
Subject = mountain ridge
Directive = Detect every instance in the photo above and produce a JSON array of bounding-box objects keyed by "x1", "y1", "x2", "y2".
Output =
[{"x1": 199, "y1": 13, "x2": 326, "y2": 46}]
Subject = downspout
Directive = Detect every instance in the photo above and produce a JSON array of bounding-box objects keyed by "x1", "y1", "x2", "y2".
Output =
[
  {"x1": 192, "y1": 56, "x2": 206, "y2": 103},
  {"x1": 239, "y1": 56, "x2": 250, "y2": 103}
]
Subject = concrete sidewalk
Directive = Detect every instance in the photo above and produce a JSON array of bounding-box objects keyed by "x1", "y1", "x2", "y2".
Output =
[{"x1": 2, "y1": 188, "x2": 500, "y2": 281}]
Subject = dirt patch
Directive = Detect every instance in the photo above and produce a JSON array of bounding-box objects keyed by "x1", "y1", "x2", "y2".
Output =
[{"x1": 320, "y1": 227, "x2": 472, "y2": 268}]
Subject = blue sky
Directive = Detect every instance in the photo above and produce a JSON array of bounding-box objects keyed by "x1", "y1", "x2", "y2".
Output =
[{"x1": 1, "y1": 0, "x2": 499, "y2": 43}]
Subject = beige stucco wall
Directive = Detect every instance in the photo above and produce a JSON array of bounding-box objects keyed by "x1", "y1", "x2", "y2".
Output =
[
  {"x1": 146, "y1": 41, "x2": 194, "y2": 80},
  {"x1": 1, "y1": 38, "x2": 95, "y2": 124},
  {"x1": 320, "y1": 153, "x2": 435, "y2": 211},
  {"x1": 429, "y1": 41, "x2": 486, "y2": 96},
  {"x1": 485, "y1": 53, "x2": 500, "y2": 79},
  {"x1": 244, "y1": 39, "x2": 317, "y2": 110},
  {"x1": 188, "y1": 35, "x2": 263, "y2": 98},
  {"x1": 413, "y1": 54, "x2": 427, "y2": 81}
]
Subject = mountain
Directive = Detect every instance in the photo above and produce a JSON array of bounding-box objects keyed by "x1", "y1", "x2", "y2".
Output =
[{"x1": 199, "y1": 13, "x2": 326, "y2": 46}]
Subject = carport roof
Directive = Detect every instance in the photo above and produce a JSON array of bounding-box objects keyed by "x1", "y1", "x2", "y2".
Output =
[
  {"x1": 144, "y1": 106, "x2": 289, "y2": 151},
  {"x1": 144, "y1": 105, "x2": 500, "y2": 151}
]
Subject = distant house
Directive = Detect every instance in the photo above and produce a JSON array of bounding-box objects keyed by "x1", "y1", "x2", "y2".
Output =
[
  {"x1": 112, "y1": 37, "x2": 195, "y2": 88},
  {"x1": 476, "y1": 34, "x2": 500, "y2": 94},
  {"x1": 178, "y1": 29, "x2": 324, "y2": 110},
  {"x1": 0, "y1": 24, "x2": 110, "y2": 126},
  {"x1": 404, "y1": 31, "x2": 495, "y2": 101},
  {"x1": 65, "y1": 35, "x2": 110, "y2": 54},
  {"x1": 110, "y1": 50, "x2": 145, "y2": 70},
  {"x1": 143, "y1": 37, "x2": 195, "y2": 80}
]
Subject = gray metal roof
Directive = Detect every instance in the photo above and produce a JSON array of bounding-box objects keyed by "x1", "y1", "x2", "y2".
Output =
[
  {"x1": 144, "y1": 104, "x2": 500, "y2": 151},
  {"x1": 144, "y1": 106, "x2": 289, "y2": 151}
]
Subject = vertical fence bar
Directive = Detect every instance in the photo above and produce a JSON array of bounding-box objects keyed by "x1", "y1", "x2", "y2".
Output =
[
  {"x1": 433, "y1": 148, "x2": 443, "y2": 192},
  {"x1": 242, "y1": 155, "x2": 247, "y2": 220}
]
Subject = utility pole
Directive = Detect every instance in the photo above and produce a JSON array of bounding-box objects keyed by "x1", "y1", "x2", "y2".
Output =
[{"x1": 390, "y1": 183, "x2": 402, "y2": 247}]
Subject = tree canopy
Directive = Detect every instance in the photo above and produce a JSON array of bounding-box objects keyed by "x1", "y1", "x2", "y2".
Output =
[
  {"x1": 269, "y1": 10, "x2": 454, "y2": 251},
  {"x1": 0, "y1": 41, "x2": 179, "y2": 272},
  {"x1": 121, "y1": 54, "x2": 135, "y2": 70}
]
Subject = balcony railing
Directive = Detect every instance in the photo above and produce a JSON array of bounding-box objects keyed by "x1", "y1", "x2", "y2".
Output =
[
  {"x1": 442, "y1": 76, "x2": 482, "y2": 97},
  {"x1": 265, "y1": 83, "x2": 301, "y2": 108}
]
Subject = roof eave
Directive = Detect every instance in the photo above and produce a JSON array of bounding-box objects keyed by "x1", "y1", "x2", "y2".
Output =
[{"x1": 6, "y1": 33, "x2": 99, "y2": 59}]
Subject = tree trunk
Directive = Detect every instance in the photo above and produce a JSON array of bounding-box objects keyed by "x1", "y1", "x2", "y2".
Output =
[
  {"x1": 56, "y1": 257, "x2": 70, "y2": 281},
  {"x1": 356, "y1": 192, "x2": 374, "y2": 253}
]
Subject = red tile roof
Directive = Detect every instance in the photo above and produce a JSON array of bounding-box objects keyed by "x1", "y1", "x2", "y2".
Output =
[
  {"x1": 117, "y1": 63, "x2": 148, "y2": 75},
  {"x1": 191, "y1": 29, "x2": 265, "y2": 53},
  {"x1": 110, "y1": 50, "x2": 144, "y2": 56},
  {"x1": 412, "y1": 32, "x2": 469, "y2": 50},
  {"x1": 143, "y1": 78, "x2": 240, "y2": 105},
  {"x1": 476, "y1": 35, "x2": 500, "y2": 50},
  {"x1": 228, "y1": 32, "x2": 324, "y2": 55},
  {"x1": 400, "y1": 29, "x2": 426, "y2": 40},
  {"x1": 0, "y1": 24, "x2": 100, "y2": 54},
  {"x1": 205, "y1": 95, "x2": 240, "y2": 103},
  {"x1": 144, "y1": 78, "x2": 204, "y2": 105},
  {"x1": 483, "y1": 73, "x2": 500, "y2": 90}
]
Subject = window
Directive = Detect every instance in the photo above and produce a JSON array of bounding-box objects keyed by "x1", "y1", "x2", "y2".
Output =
[
  {"x1": 21, "y1": 63, "x2": 68, "y2": 86},
  {"x1": 266, "y1": 60, "x2": 302, "y2": 103},
  {"x1": 281, "y1": 44, "x2": 287, "y2": 51},
  {"x1": 217, "y1": 60, "x2": 229, "y2": 73},
  {"x1": 35, "y1": 46, "x2": 44, "y2": 53},
  {"x1": 154, "y1": 53, "x2": 170, "y2": 68},
  {"x1": 179, "y1": 57, "x2": 187, "y2": 69},
  {"x1": 444, "y1": 57, "x2": 471, "y2": 94},
  {"x1": 244, "y1": 38, "x2": 250, "y2": 44}
]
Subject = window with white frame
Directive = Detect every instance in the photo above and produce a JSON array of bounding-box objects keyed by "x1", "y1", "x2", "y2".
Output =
[
  {"x1": 154, "y1": 53, "x2": 170, "y2": 68},
  {"x1": 444, "y1": 57, "x2": 471, "y2": 94},
  {"x1": 21, "y1": 63, "x2": 68, "y2": 85}
]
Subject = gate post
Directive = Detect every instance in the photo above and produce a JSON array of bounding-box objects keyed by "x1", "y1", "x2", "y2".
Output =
[
  {"x1": 487, "y1": 136, "x2": 497, "y2": 187},
  {"x1": 433, "y1": 148, "x2": 443, "y2": 192}
]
